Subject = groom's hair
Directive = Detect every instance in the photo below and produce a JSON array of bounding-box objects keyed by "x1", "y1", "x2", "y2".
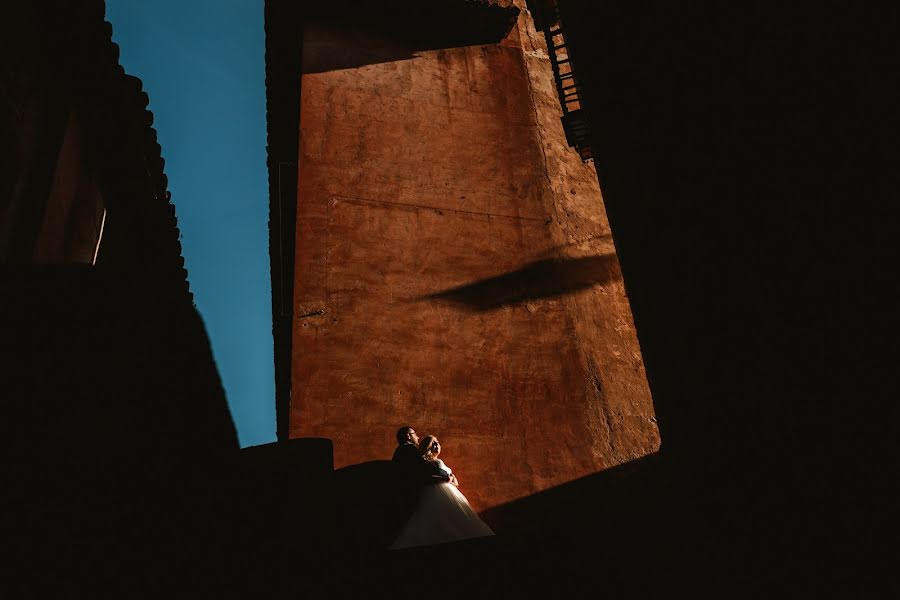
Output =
[{"x1": 396, "y1": 426, "x2": 414, "y2": 445}]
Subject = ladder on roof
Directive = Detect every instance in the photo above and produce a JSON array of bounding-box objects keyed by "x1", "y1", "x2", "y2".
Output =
[{"x1": 539, "y1": 0, "x2": 592, "y2": 162}]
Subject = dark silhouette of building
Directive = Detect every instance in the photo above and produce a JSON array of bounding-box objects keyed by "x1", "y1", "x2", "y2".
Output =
[{"x1": 2, "y1": 2, "x2": 330, "y2": 593}]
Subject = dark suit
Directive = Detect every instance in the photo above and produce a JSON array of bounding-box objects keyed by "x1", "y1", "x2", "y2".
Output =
[
  {"x1": 392, "y1": 443, "x2": 449, "y2": 482},
  {"x1": 392, "y1": 442, "x2": 420, "y2": 463}
]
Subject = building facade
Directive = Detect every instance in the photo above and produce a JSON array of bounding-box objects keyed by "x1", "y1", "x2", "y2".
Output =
[{"x1": 269, "y1": 0, "x2": 659, "y2": 512}]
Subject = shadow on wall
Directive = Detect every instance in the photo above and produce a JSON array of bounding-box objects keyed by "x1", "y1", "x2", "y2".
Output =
[
  {"x1": 302, "y1": 20, "x2": 423, "y2": 74},
  {"x1": 417, "y1": 254, "x2": 620, "y2": 312},
  {"x1": 301, "y1": 1, "x2": 520, "y2": 74}
]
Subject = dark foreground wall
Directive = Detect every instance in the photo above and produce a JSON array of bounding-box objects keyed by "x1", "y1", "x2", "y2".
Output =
[
  {"x1": 558, "y1": 0, "x2": 892, "y2": 518},
  {"x1": 476, "y1": 0, "x2": 893, "y2": 587},
  {"x1": 1, "y1": 269, "x2": 236, "y2": 557}
]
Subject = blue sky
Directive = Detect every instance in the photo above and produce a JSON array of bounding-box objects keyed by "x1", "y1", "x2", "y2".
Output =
[{"x1": 107, "y1": 0, "x2": 275, "y2": 447}]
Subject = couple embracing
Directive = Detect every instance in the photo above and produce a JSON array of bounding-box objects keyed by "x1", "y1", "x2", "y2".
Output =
[{"x1": 389, "y1": 426, "x2": 494, "y2": 549}]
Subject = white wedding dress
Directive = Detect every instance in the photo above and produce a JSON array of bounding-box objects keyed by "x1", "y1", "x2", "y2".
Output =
[{"x1": 390, "y1": 459, "x2": 495, "y2": 549}]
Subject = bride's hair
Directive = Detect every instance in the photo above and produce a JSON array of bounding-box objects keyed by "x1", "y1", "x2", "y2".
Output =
[{"x1": 419, "y1": 435, "x2": 440, "y2": 460}]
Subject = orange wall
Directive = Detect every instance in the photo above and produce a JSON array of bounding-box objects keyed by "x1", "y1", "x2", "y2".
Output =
[{"x1": 292, "y1": 7, "x2": 659, "y2": 511}]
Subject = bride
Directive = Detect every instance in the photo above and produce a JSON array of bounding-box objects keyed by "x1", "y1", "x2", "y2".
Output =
[{"x1": 390, "y1": 435, "x2": 495, "y2": 549}]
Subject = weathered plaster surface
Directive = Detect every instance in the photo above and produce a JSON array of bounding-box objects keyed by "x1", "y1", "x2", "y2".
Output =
[{"x1": 292, "y1": 3, "x2": 658, "y2": 511}]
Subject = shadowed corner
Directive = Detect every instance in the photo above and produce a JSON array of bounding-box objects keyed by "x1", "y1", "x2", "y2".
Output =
[
  {"x1": 478, "y1": 453, "x2": 664, "y2": 533},
  {"x1": 417, "y1": 253, "x2": 620, "y2": 312},
  {"x1": 301, "y1": 0, "x2": 521, "y2": 74}
]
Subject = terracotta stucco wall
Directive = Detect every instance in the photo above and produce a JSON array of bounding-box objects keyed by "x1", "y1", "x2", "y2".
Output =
[{"x1": 292, "y1": 4, "x2": 659, "y2": 511}]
